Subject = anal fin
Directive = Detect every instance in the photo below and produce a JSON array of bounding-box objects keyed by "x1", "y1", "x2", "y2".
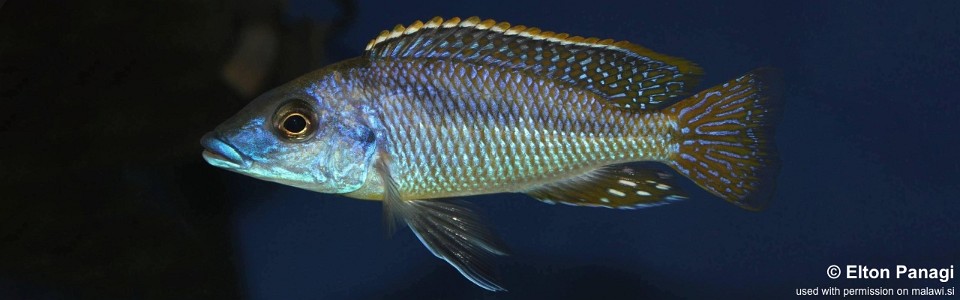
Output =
[
  {"x1": 375, "y1": 154, "x2": 508, "y2": 291},
  {"x1": 526, "y1": 165, "x2": 687, "y2": 209}
]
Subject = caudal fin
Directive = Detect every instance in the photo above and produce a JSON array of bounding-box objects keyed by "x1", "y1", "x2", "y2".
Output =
[{"x1": 666, "y1": 70, "x2": 782, "y2": 211}]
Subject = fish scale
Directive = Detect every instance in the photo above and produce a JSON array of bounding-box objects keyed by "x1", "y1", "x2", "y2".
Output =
[{"x1": 355, "y1": 59, "x2": 676, "y2": 199}]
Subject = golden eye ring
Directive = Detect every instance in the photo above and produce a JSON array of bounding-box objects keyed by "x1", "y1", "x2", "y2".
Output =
[
  {"x1": 280, "y1": 112, "x2": 311, "y2": 138},
  {"x1": 274, "y1": 99, "x2": 317, "y2": 141}
]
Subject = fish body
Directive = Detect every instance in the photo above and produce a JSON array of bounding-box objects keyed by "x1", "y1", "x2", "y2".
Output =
[
  {"x1": 201, "y1": 17, "x2": 781, "y2": 291},
  {"x1": 338, "y1": 58, "x2": 678, "y2": 201}
]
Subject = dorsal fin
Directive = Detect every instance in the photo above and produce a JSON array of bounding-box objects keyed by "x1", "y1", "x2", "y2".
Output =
[
  {"x1": 365, "y1": 16, "x2": 703, "y2": 111},
  {"x1": 525, "y1": 165, "x2": 688, "y2": 209}
]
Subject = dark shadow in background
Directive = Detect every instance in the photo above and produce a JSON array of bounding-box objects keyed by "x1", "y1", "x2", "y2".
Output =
[
  {"x1": 0, "y1": 0, "x2": 352, "y2": 298},
  {"x1": 3, "y1": 0, "x2": 960, "y2": 299}
]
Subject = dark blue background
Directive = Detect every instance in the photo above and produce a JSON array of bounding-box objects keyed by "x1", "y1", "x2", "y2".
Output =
[{"x1": 229, "y1": 0, "x2": 960, "y2": 298}]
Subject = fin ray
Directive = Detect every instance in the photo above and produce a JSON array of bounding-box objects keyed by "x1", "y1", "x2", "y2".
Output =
[{"x1": 375, "y1": 154, "x2": 508, "y2": 291}]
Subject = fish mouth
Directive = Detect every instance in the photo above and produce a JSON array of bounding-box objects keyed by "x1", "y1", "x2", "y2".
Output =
[{"x1": 201, "y1": 132, "x2": 248, "y2": 169}]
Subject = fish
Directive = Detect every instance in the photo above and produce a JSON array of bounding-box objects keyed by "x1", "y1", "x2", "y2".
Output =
[{"x1": 200, "y1": 16, "x2": 781, "y2": 291}]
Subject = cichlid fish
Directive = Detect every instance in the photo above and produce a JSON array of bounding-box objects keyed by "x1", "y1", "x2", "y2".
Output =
[{"x1": 201, "y1": 16, "x2": 781, "y2": 291}]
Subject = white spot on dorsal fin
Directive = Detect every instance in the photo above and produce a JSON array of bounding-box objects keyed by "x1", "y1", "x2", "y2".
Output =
[
  {"x1": 388, "y1": 25, "x2": 405, "y2": 39},
  {"x1": 441, "y1": 17, "x2": 460, "y2": 28},
  {"x1": 656, "y1": 183, "x2": 671, "y2": 190},
  {"x1": 460, "y1": 16, "x2": 480, "y2": 27},
  {"x1": 492, "y1": 22, "x2": 510, "y2": 33},
  {"x1": 424, "y1": 16, "x2": 443, "y2": 28},
  {"x1": 636, "y1": 190, "x2": 652, "y2": 196},
  {"x1": 476, "y1": 19, "x2": 496, "y2": 30},
  {"x1": 618, "y1": 179, "x2": 637, "y2": 187},
  {"x1": 505, "y1": 25, "x2": 525, "y2": 35},
  {"x1": 404, "y1": 21, "x2": 423, "y2": 34},
  {"x1": 520, "y1": 27, "x2": 539, "y2": 38}
]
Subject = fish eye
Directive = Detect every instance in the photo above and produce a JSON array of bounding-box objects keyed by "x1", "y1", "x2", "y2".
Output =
[
  {"x1": 274, "y1": 99, "x2": 317, "y2": 141},
  {"x1": 282, "y1": 113, "x2": 309, "y2": 134}
]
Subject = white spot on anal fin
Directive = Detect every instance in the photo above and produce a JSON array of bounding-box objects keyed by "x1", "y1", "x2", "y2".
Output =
[
  {"x1": 617, "y1": 179, "x2": 637, "y2": 187},
  {"x1": 636, "y1": 190, "x2": 652, "y2": 196},
  {"x1": 600, "y1": 198, "x2": 610, "y2": 203},
  {"x1": 608, "y1": 189, "x2": 626, "y2": 197},
  {"x1": 656, "y1": 183, "x2": 671, "y2": 190}
]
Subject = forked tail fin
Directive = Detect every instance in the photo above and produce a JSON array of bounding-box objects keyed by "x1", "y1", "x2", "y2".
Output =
[{"x1": 666, "y1": 70, "x2": 782, "y2": 211}]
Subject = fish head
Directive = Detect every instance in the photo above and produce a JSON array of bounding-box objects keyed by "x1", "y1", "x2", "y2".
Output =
[{"x1": 201, "y1": 74, "x2": 377, "y2": 194}]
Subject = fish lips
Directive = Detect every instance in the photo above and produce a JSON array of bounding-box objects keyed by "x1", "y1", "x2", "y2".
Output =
[{"x1": 201, "y1": 132, "x2": 250, "y2": 170}]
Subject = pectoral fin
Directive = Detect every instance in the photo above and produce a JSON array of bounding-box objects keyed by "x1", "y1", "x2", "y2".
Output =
[{"x1": 375, "y1": 155, "x2": 508, "y2": 291}]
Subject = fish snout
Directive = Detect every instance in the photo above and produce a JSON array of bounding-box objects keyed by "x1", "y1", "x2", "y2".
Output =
[{"x1": 201, "y1": 132, "x2": 248, "y2": 169}]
